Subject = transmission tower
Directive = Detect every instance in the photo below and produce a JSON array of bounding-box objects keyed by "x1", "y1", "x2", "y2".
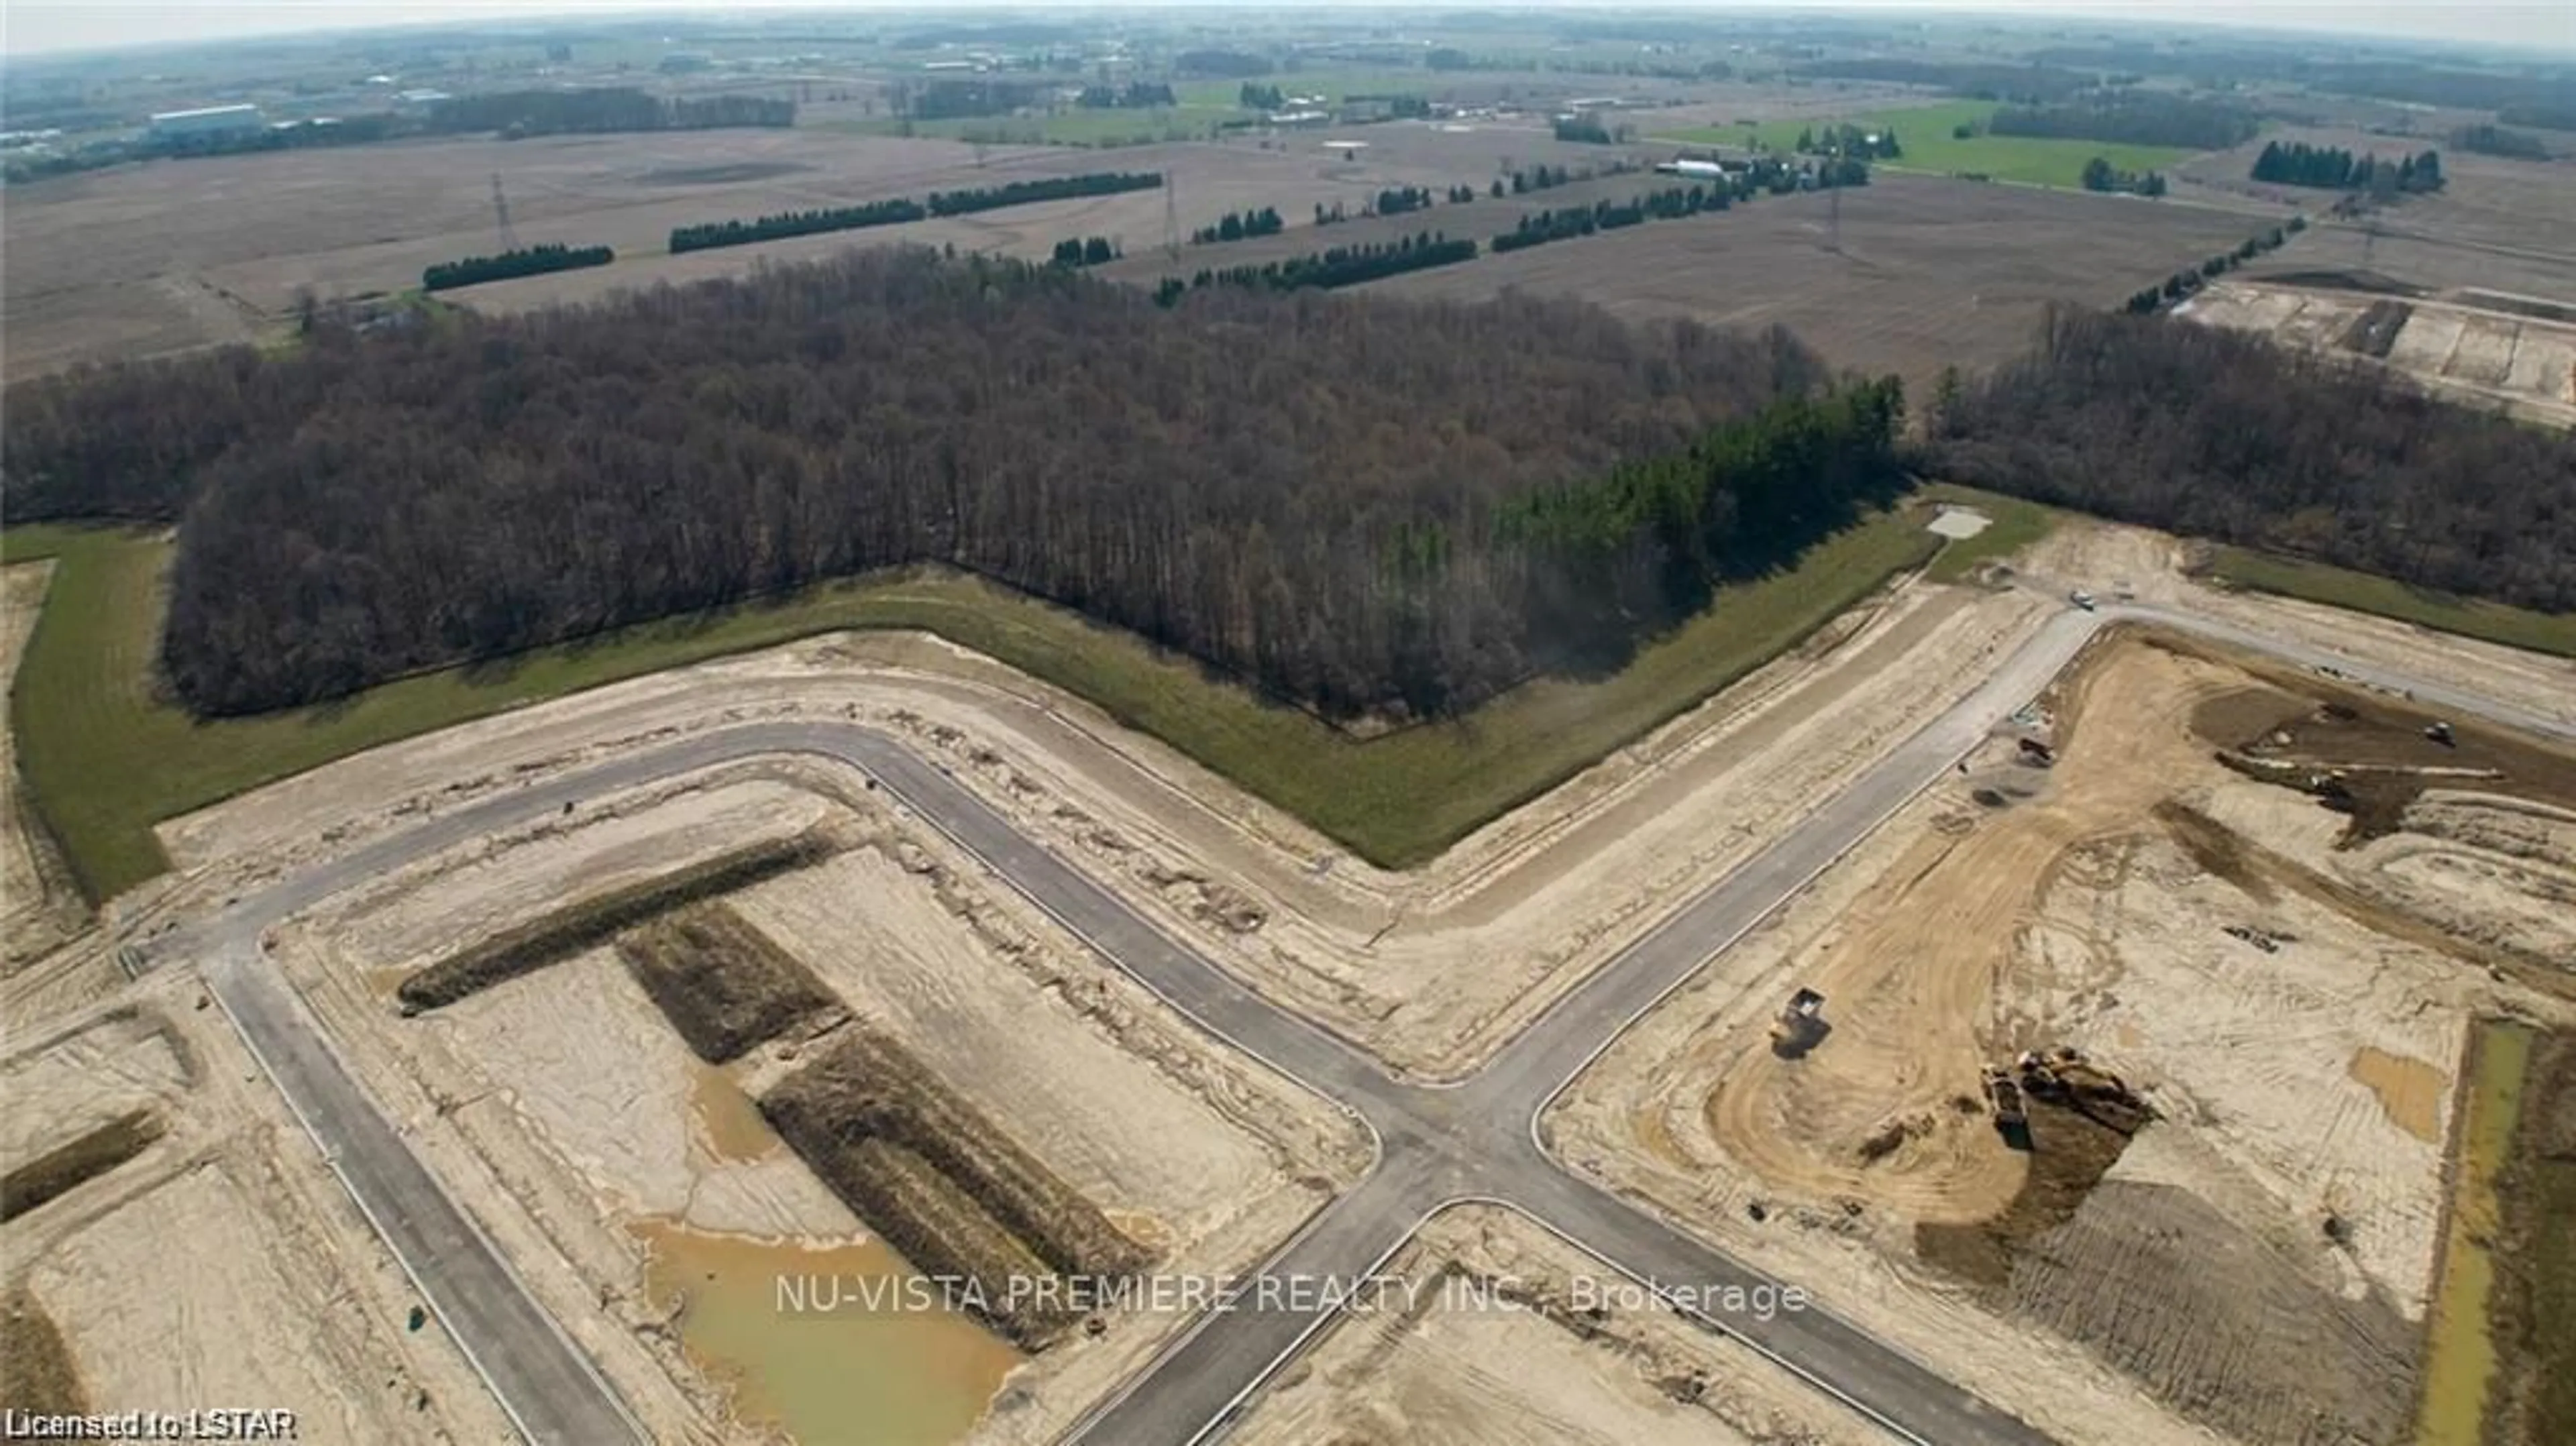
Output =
[
  {"x1": 1163, "y1": 173, "x2": 1180, "y2": 263},
  {"x1": 490, "y1": 173, "x2": 520, "y2": 252},
  {"x1": 1828, "y1": 180, "x2": 1842, "y2": 254}
]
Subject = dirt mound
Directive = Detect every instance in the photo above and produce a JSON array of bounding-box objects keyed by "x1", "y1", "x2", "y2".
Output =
[
  {"x1": 396, "y1": 830, "x2": 837, "y2": 1011},
  {"x1": 759, "y1": 1029, "x2": 1150, "y2": 1347},
  {"x1": 1914, "y1": 1099, "x2": 2134, "y2": 1289},
  {"x1": 2192, "y1": 665, "x2": 2576, "y2": 850},
  {"x1": 2009, "y1": 1180, "x2": 2415, "y2": 1446},
  {"x1": 2339, "y1": 299, "x2": 2414, "y2": 358},
  {"x1": 0, "y1": 1290, "x2": 87, "y2": 1414},
  {"x1": 0, "y1": 1109, "x2": 162, "y2": 1223},
  {"x1": 615, "y1": 903, "x2": 844, "y2": 1063}
]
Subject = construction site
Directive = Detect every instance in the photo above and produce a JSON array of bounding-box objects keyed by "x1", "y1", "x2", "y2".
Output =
[
  {"x1": 1550, "y1": 600, "x2": 2576, "y2": 1446},
  {"x1": 6, "y1": 502, "x2": 2574, "y2": 1446}
]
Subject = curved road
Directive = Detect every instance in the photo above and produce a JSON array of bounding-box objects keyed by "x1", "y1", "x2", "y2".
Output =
[{"x1": 160, "y1": 601, "x2": 2574, "y2": 1445}]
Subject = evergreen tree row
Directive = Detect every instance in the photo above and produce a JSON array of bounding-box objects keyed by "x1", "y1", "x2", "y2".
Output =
[
  {"x1": 1191, "y1": 207, "x2": 1286, "y2": 244},
  {"x1": 925, "y1": 171, "x2": 1163, "y2": 217},
  {"x1": 2120, "y1": 217, "x2": 2302, "y2": 313},
  {"x1": 426, "y1": 89, "x2": 795, "y2": 137},
  {"x1": 421, "y1": 242, "x2": 614, "y2": 292},
  {"x1": 1075, "y1": 81, "x2": 1175, "y2": 109},
  {"x1": 669, "y1": 199, "x2": 928, "y2": 254},
  {"x1": 2251, "y1": 142, "x2": 2443, "y2": 194},
  {"x1": 1988, "y1": 93, "x2": 2255, "y2": 151},
  {"x1": 2080, "y1": 157, "x2": 2167, "y2": 196},
  {"x1": 1178, "y1": 231, "x2": 1479, "y2": 296},
  {"x1": 1050, "y1": 236, "x2": 1122, "y2": 268},
  {"x1": 1490, "y1": 184, "x2": 1729, "y2": 254}
]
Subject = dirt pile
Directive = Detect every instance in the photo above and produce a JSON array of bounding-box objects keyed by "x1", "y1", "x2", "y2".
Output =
[
  {"x1": 758, "y1": 1028, "x2": 1151, "y2": 1347},
  {"x1": 396, "y1": 829, "x2": 837, "y2": 1011},
  {"x1": 1914, "y1": 1100, "x2": 2135, "y2": 1288},
  {"x1": 0, "y1": 1109, "x2": 162, "y2": 1223},
  {"x1": 615, "y1": 903, "x2": 844, "y2": 1063},
  {"x1": 2193, "y1": 671, "x2": 2576, "y2": 848}
]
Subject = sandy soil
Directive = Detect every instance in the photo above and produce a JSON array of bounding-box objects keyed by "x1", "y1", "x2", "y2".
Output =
[
  {"x1": 268, "y1": 759, "x2": 1367, "y2": 1445},
  {"x1": 161, "y1": 565, "x2": 2056, "y2": 1081},
  {"x1": 0, "y1": 981, "x2": 511, "y2": 1442},
  {"x1": 2018, "y1": 516, "x2": 2576, "y2": 730},
  {"x1": 1, "y1": 562, "x2": 86, "y2": 967},
  {"x1": 1232, "y1": 1205, "x2": 1879, "y2": 1446},
  {"x1": 2182, "y1": 279, "x2": 2576, "y2": 428},
  {"x1": 1551, "y1": 632, "x2": 2575, "y2": 1445}
]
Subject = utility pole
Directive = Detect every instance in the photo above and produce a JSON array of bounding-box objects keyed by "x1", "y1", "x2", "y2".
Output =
[
  {"x1": 490, "y1": 173, "x2": 519, "y2": 252},
  {"x1": 1163, "y1": 172, "x2": 1180, "y2": 263}
]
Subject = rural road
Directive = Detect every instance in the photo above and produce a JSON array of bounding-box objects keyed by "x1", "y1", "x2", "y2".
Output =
[{"x1": 160, "y1": 600, "x2": 2573, "y2": 1445}]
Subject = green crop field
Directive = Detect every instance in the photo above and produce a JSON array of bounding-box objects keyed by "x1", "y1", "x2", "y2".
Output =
[
  {"x1": 4, "y1": 508, "x2": 1939, "y2": 902},
  {"x1": 1659, "y1": 99, "x2": 2196, "y2": 190}
]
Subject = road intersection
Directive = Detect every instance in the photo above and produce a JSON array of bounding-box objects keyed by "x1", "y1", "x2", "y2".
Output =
[{"x1": 162, "y1": 599, "x2": 2574, "y2": 1445}]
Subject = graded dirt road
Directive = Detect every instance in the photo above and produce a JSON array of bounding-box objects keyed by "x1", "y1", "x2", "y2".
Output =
[{"x1": 150, "y1": 588, "x2": 2573, "y2": 1446}]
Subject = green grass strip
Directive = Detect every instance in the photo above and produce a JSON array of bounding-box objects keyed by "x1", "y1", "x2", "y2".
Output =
[{"x1": 5, "y1": 509, "x2": 1935, "y2": 900}]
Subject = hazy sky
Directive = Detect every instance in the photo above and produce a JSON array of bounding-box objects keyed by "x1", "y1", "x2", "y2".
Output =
[{"x1": 5, "y1": 0, "x2": 2571, "y2": 60}]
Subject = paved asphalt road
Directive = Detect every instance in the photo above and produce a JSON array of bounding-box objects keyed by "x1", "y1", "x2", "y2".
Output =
[{"x1": 164, "y1": 602, "x2": 2573, "y2": 1445}]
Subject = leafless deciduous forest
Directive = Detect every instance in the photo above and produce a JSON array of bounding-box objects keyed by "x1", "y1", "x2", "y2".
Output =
[
  {"x1": 1929, "y1": 309, "x2": 2576, "y2": 613},
  {"x1": 3, "y1": 249, "x2": 1905, "y2": 718}
]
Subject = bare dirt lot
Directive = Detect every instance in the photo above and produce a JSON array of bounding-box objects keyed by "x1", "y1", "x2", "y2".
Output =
[
  {"x1": 1230, "y1": 1205, "x2": 1880, "y2": 1446},
  {"x1": 2181, "y1": 279, "x2": 2576, "y2": 427},
  {"x1": 5, "y1": 122, "x2": 1653, "y2": 376},
  {"x1": 1551, "y1": 629, "x2": 2576, "y2": 1446},
  {"x1": 1368, "y1": 174, "x2": 2267, "y2": 393},
  {"x1": 91, "y1": 505, "x2": 2573, "y2": 1442},
  {"x1": 0, "y1": 987, "x2": 511, "y2": 1442},
  {"x1": 266, "y1": 763, "x2": 1366, "y2": 1443}
]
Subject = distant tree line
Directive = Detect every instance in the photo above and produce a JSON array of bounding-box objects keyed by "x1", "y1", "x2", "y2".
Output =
[
  {"x1": 3, "y1": 248, "x2": 1896, "y2": 723},
  {"x1": 1240, "y1": 82, "x2": 1287, "y2": 110},
  {"x1": 421, "y1": 242, "x2": 614, "y2": 292},
  {"x1": 897, "y1": 78, "x2": 1047, "y2": 120},
  {"x1": 426, "y1": 89, "x2": 794, "y2": 138},
  {"x1": 1176, "y1": 231, "x2": 1479, "y2": 296},
  {"x1": 1175, "y1": 49, "x2": 1273, "y2": 78},
  {"x1": 2498, "y1": 105, "x2": 2576, "y2": 133},
  {"x1": 1492, "y1": 184, "x2": 1731, "y2": 252},
  {"x1": 1049, "y1": 236, "x2": 1120, "y2": 267},
  {"x1": 1988, "y1": 93, "x2": 2256, "y2": 151},
  {"x1": 1926, "y1": 309, "x2": 2576, "y2": 614},
  {"x1": 1191, "y1": 207, "x2": 1285, "y2": 244},
  {"x1": 1076, "y1": 81, "x2": 1175, "y2": 109},
  {"x1": 926, "y1": 171, "x2": 1162, "y2": 216},
  {"x1": 1790, "y1": 58, "x2": 2094, "y2": 104},
  {"x1": 2449, "y1": 123, "x2": 2551, "y2": 160},
  {"x1": 2252, "y1": 142, "x2": 2443, "y2": 194},
  {"x1": 670, "y1": 198, "x2": 926, "y2": 254},
  {"x1": 2080, "y1": 157, "x2": 2167, "y2": 196}
]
